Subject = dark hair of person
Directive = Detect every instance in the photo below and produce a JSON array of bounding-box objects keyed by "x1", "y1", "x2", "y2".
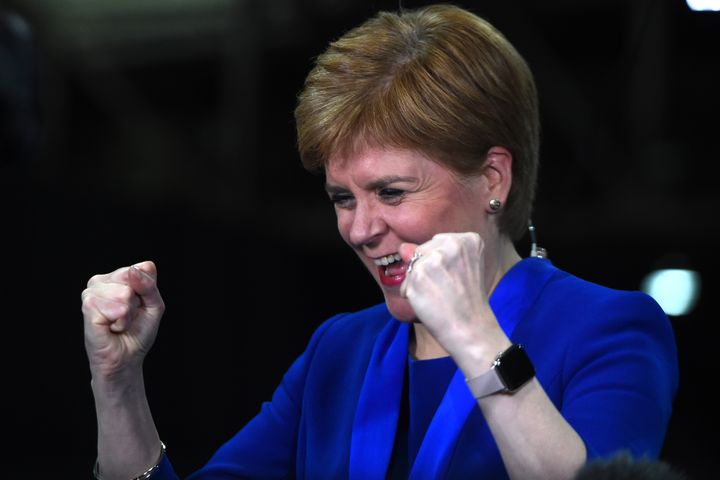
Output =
[{"x1": 574, "y1": 452, "x2": 688, "y2": 480}]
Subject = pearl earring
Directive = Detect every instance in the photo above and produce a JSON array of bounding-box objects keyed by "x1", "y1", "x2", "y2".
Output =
[{"x1": 489, "y1": 198, "x2": 502, "y2": 212}]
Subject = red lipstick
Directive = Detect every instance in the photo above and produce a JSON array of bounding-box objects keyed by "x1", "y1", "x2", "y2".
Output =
[{"x1": 377, "y1": 262, "x2": 406, "y2": 287}]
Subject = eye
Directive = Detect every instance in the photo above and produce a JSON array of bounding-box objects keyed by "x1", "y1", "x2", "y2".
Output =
[
  {"x1": 379, "y1": 188, "x2": 404, "y2": 203},
  {"x1": 330, "y1": 193, "x2": 355, "y2": 209}
]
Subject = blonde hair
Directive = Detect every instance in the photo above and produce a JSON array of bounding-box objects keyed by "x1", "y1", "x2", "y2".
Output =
[{"x1": 295, "y1": 4, "x2": 539, "y2": 240}]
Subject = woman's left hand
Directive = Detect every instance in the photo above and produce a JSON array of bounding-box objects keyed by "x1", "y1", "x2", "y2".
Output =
[{"x1": 399, "y1": 232, "x2": 508, "y2": 367}]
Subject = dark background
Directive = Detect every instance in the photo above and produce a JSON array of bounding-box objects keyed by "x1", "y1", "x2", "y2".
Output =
[{"x1": 2, "y1": 0, "x2": 718, "y2": 477}]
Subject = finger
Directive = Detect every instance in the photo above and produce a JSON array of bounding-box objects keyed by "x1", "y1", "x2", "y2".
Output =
[
  {"x1": 129, "y1": 261, "x2": 164, "y2": 311},
  {"x1": 86, "y1": 266, "x2": 132, "y2": 289},
  {"x1": 133, "y1": 260, "x2": 157, "y2": 279},
  {"x1": 400, "y1": 234, "x2": 461, "y2": 264},
  {"x1": 400, "y1": 273, "x2": 411, "y2": 299},
  {"x1": 82, "y1": 296, "x2": 129, "y2": 334},
  {"x1": 424, "y1": 233, "x2": 458, "y2": 253},
  {"x1": 399, "y1": 243, "x2": 419, "y2": 299},
  {"x1": 416, "y1": 232, "x2": 482, "y2": 265},
  {"x1": 453, "y1": 231, "x2": 482, "y2": 252},
  {"x1": 83, "y1": 278, "x2": 140, "y2": 311},
  {"x1": 398, "y1": 242, "x2": 418, "y2": 264}
]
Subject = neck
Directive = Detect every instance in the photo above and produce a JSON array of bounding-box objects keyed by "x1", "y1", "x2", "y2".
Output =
[
  {"x1": 410, "y1": 325, "x2": 447, "y2": 360},
  {"x1": 410, "y1": 238, "x2": 521, "y2": 360}
]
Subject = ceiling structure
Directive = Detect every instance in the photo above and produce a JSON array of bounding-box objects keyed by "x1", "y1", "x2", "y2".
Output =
[{"x1": 9, "y1": 0, "x2": 717, "y2": 244}]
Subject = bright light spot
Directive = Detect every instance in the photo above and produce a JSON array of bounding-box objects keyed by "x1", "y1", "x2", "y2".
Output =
[
  {"x1": 686, "y1": 0, "x2": 720, "y2": 11},
  {"x1": 641, "y1": 269, "x2": 701, "y2": 316}
]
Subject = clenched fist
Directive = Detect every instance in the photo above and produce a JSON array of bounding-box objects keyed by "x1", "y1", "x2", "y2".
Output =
[
  {"x1": 81, "y1": 261, "x2": 165, "y2": 380},
  {"x1": 399, "y1": 233, "x2": 511, "y2": 375}
]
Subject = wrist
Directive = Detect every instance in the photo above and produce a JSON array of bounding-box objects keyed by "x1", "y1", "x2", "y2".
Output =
[
  {"x1": 453, "y1": 328, "x2": 512, "y2": 379},
  {"x1": 91, "y1": 368, "x2": 146, "y2": 407},
  {"x1": 90, "y1": 358, "x2": 143, "y2": 384},
  {"x1": 94, "y1": 441, "x2": 166, "y2": 480},
  {"x1": 465, "y1": 343, "x2": 536, "y2": 399}
]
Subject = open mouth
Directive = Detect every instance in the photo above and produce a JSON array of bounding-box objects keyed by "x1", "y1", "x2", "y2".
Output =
[
  {"x1": 374, "y1": 253, "x2": 406, "y2": 286},
  {"x1": 373, "y1": 253, "x2": 402, "y2": 268}
]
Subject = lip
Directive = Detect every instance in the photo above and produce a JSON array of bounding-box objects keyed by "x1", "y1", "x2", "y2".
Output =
[{"x1": 376, "y1": 262, "x2": 407, "y2": 287}]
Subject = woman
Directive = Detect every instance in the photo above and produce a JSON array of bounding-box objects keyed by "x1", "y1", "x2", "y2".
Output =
[{"x1": 82, "y1": 5, "x2": 678, "y2": 479}]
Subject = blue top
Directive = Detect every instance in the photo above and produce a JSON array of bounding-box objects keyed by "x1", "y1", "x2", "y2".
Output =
[
  {"x1": 388, "y1": 355, "x2": 457, "y2": 478},
  {"x1": 153, "y1": 257, "x2": 679, "y2": 479}
]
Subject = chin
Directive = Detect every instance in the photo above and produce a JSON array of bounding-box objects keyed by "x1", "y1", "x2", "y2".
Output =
[{"x1": 383, "y1": 293, "x2": 417, "y2": 322}]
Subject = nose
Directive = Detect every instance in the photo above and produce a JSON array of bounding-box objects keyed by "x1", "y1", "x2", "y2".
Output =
[{"x1": 347, "y1": 201, "x2": 387, "y2": 249}]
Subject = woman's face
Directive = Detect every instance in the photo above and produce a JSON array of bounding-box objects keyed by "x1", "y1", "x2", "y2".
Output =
[{"x1": 325, "y1": 146, "x2": 493, "y2": 321}]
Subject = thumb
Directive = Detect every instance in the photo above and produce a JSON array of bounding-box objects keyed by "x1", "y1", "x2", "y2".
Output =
[
  {"x1": 398, "y1": 242, "x2": 418, "y2": 264},
  {"x1": 129, "y1": 261, "x2": 164, "y2": 311},
  {"x1": 399, "y1": 243, "x2": 419, "y2": 299}
]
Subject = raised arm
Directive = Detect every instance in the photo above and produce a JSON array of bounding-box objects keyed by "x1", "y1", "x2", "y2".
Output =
[
  {"x1": 81, "y1": 261, "x2": 166, "y2": 480},
  {"x1": 400, "y1": 234, "x2": 586, "y2": 479}
]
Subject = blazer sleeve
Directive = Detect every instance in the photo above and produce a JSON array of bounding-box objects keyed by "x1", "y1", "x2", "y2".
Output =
[
  {"x1": 153, "y1": 313, "x2": 347, "y2": 480},
  {"x1": 560, "y1": 291, "x2": 679, "y2": 459}
]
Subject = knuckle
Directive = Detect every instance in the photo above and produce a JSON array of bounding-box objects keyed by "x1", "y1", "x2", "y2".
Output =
[
  {"x1": 119, "y1": 302, "x2": 131, "y2": 316},
  {"x1": 80, "y1": 288, "x2": 94, "y2": 309},
  {"x1": 462, "y1": 232, "x2": 483, "y2": 252},
  {"x1": 440, "y1": 238, "x2": 459, "y2": 256},
  {"x1": 473, "y1": 232, "x2": 483, "y2": 247},
  {"x1": 462, "y1": 231, "x2": 481, "y2": 245},
  {"x1": 103, "y1": 300, "x2": 129, "y2": 320},
  {"x1": 425, "y1": 250, "x2": 443, "y2": 267},
  {"x1": 117, "y1": 285, "x2": 136, "y2": 304}
]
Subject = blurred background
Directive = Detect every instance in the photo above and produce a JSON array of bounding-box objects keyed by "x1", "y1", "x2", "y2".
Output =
[{"x1": 2, "y1": 0, "x2": 718, "y2": 477}]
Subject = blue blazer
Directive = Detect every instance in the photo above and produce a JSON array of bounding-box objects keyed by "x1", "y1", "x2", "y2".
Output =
[{"x1": 155, "y1": 258, "x2": 678, "y2": 479}]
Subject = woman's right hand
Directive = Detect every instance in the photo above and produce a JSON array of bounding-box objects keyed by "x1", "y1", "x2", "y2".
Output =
[{"x1": 81, "y1": 261, "x2": 165, "y2": 381}]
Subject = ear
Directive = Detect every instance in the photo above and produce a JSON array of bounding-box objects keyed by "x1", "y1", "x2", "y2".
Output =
[{"x1": 481, "y1": 146, "x2": 513, "y2": 211}]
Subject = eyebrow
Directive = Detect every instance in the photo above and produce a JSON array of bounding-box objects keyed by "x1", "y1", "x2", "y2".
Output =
[{"x1": 325, "y1": 175, "x2": 418, "y2": 194}]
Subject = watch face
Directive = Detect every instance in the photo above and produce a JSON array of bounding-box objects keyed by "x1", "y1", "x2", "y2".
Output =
[{"x1": 497, "y1": 344, "x2": 535, "y2": 391}]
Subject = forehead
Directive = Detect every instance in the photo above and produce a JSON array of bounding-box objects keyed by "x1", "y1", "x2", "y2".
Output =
[{"x1": 326, "y1": 147, "x2": 439, "y2": 182}]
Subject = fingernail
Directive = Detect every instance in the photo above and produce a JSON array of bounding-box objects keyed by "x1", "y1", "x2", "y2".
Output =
[{"x1": 130, "y1": 265, "x2": 151, "y2": 280}]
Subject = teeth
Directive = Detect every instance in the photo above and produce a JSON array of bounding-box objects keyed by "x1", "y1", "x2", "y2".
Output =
[{"x1": 374, "y1": 253, "x2": 402, "y2": 266}]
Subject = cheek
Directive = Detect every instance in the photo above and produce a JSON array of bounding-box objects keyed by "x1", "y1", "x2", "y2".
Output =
[
  {"x1": 335, "y1": 213, "x2": 352, "y2": 244},
  {"x1": 427, "y1": 198, "x2": 483, "y2": 234},
  {"x1": 392, "y1": 208, "x2": 442, "y2": 241}
]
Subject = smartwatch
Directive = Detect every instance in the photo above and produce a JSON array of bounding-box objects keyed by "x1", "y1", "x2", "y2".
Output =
[{"x1": 465, "y1": 344, "x2": 535, "y2": 399}]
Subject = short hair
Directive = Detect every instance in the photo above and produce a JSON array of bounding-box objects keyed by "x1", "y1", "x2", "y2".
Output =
[{"x1": 295, "y1": 4, "x2": 540, "y2": 240}]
